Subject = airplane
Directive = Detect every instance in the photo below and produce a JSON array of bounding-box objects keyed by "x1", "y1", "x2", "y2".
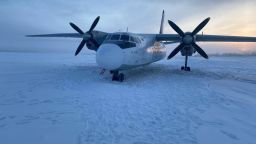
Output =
[{"x1": 27, "y1": 10, "x2": 256, "y2": 82}]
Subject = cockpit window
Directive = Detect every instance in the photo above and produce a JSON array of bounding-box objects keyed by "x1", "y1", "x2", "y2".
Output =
[
  {"x1": 104, "y1": 34, "x2": 138, "y2": 49},
  {"x1": 106, "y1": 34, "x2": 141, "y2": 44},
  {"x1": 134, "y1": 37, "x2": 141, "y2": 44},
  {"x1": 110, "y1": 35, "x2": 120, "y2": 40},
  {"x1": 106, "y1": 34, "x2": 111, "y2": 40},
  {"x1": 120, "y1": 35, "x2": 129, "y2": 41},
  {"x1": 130, "y1": 36, "x2": 135, "y2": 43}
]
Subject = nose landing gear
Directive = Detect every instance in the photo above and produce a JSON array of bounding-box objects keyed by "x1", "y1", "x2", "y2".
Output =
[{"x1": 111, "y1": 71, "x2": 125, "y2": 82}]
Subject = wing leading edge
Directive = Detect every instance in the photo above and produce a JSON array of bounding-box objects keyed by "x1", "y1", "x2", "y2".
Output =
[
  {"x1": 196, "y1": 35, "x2": 256, "y2": 42},
  {"x1": 156, "y1": 34, "x2": 256, "y2": 43},
  {"x1": 26, "y1": 33, "x2": 83, "y2": 38}
]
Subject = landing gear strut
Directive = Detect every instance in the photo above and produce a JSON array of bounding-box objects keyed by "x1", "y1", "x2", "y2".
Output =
[
  {"x1": 181, "y1": 55, "x2": 191, "y2": 71},
  {"x1": 111, "y1": 71, "x2": 124, "y2": 82}
]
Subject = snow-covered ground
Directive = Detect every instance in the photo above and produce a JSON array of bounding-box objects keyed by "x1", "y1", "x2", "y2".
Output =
[{"x1": 0, "y1": 51, "x2": 256, "y2": 144}]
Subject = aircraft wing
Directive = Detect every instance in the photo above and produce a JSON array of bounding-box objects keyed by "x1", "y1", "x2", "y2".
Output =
[
  {"x1": 156, "y1": 34, "x2": 256, "y2": 43},
  {"x1": 26, "y1": 33, "x2": 83, "y2": 38},
  {"x1": 163, "y1": 41, "x2": 179, "y2": 45},
  {"x1": 196, "y1": 34, "x2": 256, "y2": 42},
  {"x1": 156, "y1": 34, "x2": 180, "y2": 41}
]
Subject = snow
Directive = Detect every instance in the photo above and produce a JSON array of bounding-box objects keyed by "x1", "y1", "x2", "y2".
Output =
[{"x1": 0, "y1": 51, "x2": 256, "y2": 144}]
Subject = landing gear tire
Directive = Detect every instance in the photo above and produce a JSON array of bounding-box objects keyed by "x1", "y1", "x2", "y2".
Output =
[
  {"x1": 181, "y1": 66, "x2": 191, "y2": 71},
  {"x1": 118, "y1": 73, "x2": 124, "y2": 82},
  {"x1": 112, "y1": 75, "x2": 118, "y2": 81},
  {"x1": 185, "y1": 67, "x2": 191, "y2": 71},
  {"x1": 111, "y1": 71, "x2": 125, "y2": 82}
]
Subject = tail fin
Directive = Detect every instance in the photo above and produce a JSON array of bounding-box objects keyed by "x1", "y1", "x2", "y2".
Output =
[{"x1": 159, "y1": 10, "x2": 165, "y2": 34}]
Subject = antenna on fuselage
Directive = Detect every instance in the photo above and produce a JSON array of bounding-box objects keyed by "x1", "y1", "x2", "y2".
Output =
[{"x1": 126, "y1": 27, "x2": 129, "y2": 32}]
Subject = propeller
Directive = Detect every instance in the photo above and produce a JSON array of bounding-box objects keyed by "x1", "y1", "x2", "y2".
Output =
[
  {"x1": 70, "y1": 16, "x2": 100, "y2": 56},
  {"x1": 167, "y1": 17, "x2": 210, "y2": 59}
]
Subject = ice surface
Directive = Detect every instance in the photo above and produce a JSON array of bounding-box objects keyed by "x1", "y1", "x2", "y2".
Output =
[{"x1": 0, "y1": 51, "x2": 256, "y2": 144}]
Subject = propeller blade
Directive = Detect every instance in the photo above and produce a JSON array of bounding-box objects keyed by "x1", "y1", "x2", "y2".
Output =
[
  {"x1": 192, "y1": 17, "x2": 210, "y2": 35},
  {"x1": 70, "y1": 23, "x2": 84, "y2": 34},
  {"x1": 75, "y1": 40, "x2": 86, "y2": 56},
  {"x1": 167, "y1": 44, "x2": 184, "y2": 60},
  {"x1": 191, "y1": 43, "x2": 208, "y2": 59},
  {"x1": 88, "y1": 16, "x2": 100, "y2": 33},
  {"x1": 168, "y1": 20, "x2": 185, "y2": 37}
]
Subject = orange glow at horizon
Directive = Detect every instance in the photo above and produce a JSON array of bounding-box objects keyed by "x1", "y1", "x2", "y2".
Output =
[
  {"x1": 163, "y1": 2, "x2": 256, "y2": 54},
  {"x1": 198, "y1": 42, "x2": 256, "y2": 54}
]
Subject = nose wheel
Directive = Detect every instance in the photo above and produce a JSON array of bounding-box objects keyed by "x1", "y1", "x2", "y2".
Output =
[{"x1": 111, "y1": 71, "x2": 125, "y2": 82}]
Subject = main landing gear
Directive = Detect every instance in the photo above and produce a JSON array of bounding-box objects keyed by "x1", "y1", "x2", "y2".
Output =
[
  {"x1": 111, "y1": 71, "x2": 124, "y2": 82},
  {"x1": 181, "y1": 55, "x2": 191, "y2": 71},
  {"x1": 181, "y1": 66, "x2": 190, "y2": 71}
]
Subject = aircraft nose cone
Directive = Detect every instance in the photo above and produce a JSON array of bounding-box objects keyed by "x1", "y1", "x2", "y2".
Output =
[{"x1": 96, "y1": 44, "x2": 123, "y2": 70}]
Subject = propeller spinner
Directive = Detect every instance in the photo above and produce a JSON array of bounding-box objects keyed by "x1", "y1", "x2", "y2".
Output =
[
  {"x1": 167, "y1": 17, "x2": 210, "y2": 60},
  {"x1": 70, "y1": 16, "x2": 100, "y2": 56}
]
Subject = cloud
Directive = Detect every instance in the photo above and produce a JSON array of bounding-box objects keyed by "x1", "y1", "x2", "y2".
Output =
[{"x1": 0, "y1": 0, "x2": 255, "y2": 53}]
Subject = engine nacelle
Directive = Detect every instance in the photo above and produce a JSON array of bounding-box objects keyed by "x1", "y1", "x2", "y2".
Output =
[
  {"x1": 180, "y1": 46, "x2": 195, "y2": 56},
  {"x1": 86, "y1": 42, "x2": 97, "y2": 51}
]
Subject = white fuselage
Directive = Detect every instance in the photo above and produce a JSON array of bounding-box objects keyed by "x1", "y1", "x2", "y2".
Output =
[{"x1": 96, "y1": 34, "x2": 166, "y2": 71}]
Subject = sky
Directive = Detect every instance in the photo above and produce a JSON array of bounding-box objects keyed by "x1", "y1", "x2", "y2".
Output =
[{"x1": 0, "y1": 0, "x2": 256, "y2": 54}]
